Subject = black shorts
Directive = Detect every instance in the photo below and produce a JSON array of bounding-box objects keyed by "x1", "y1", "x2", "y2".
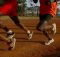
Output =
[
  {"x1": 39, "y1": 14, "x2": 53, "y2": 22},
  {"x1": 37, "y1": 14, "x2": 53, "y2": 30}
]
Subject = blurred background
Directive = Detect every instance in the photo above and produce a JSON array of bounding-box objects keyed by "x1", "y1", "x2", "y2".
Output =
[{"x1": 18, "y1": 0, "x2": 60, "y2": 16}]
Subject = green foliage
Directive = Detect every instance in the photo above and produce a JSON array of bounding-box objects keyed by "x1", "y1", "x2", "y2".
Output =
[{"x1": 18, "y1": 0, "x2": 27, "y2": 15}]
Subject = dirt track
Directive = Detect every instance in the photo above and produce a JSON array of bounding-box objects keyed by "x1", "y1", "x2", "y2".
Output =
[{"x1": 0, "y1": 16, "x2": 60, "y2": 57}]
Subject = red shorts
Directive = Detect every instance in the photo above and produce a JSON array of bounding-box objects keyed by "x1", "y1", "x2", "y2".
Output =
[{"x1": 0, "y1": 4, "x2": 17, "y2": 16}]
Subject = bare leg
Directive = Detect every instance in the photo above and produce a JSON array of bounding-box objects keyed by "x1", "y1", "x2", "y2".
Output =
[
  {"x1": 0, "y1": 20, "x2": 10, "y2": 32},
  {"x1": 9, "y1": 16, "x2": 29, "y2": 32},
  {"x1": 0, "y1": 20, "x2": 15, "y2": 39},
  {"x1": 9, "y1": 16, "x2": 33, "y2": 39},
  {"x1": 37, "y1": 20, "x2": 55, "y2": 45},
  {"x1": 0, "y1": 34, "x2": 10, "y2": 43}
]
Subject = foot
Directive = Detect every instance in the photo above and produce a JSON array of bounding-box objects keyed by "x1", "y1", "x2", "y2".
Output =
[
  {"x1": 45, "y1": 39, "x2": 54, "y2": 45},
  {"x1": 7, "y1": 30, "x2": 15, "y2": 39},
  {"x1": 27, "y1": 31, "x2": 33, "y2": 40},
  {"x1": 8, "y1": 38, "x2": 16, "y2": 50},
  {"x1": 52, "y1": 23, "x2": 56, "y2": 35}
]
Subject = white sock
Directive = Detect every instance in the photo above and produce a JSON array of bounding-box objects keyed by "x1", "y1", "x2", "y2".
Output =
[
  {"x1": 7, "y1": 30, "x2": 13, "y2": 33},
  {"x1": 27, "y1": 30, "x2": 30, "y2": 34}
]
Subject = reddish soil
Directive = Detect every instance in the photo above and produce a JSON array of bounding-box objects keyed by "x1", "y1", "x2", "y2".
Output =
[{"x1": 0, "y1": 16, "x2": 60, "y2": 57}]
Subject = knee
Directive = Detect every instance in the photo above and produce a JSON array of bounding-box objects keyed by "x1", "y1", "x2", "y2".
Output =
[{"x1": 36, "y1": 26, "x2": 44, "y2": 31}]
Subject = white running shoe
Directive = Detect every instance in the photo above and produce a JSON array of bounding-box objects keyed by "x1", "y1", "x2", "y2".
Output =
[
  {"x1": 52, "y1": 23, "x2": 56, "y2": 35},
  {"x1": 45, "y1": 39, "x2": 54, "y2": 45},
  {"x1": 8, "y1": 38, "x2": 16, "y2": 50},
  {"x1": 7, "y1": 30, "x2": 15, "y2": 39},
  {"x1": 27, "y1": 31, "x2": 33, "y2": 40}
]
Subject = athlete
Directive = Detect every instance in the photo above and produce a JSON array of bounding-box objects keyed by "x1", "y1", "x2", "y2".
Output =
[
  {"x1": 0, "y1": 0, "x2": 16, "y2": 50},
  {"x1": 33, "y1": 0, "x2": 57, "y2": 45},
  {"x1": 1, "y1": 0, "x2": 33, "y2": 40},
  {"x1": 0, "y1": 0, "x2": 33, "y2": 50},
  {"x1": 0, "y1": 34, "x2": 16, "y2": 50}
]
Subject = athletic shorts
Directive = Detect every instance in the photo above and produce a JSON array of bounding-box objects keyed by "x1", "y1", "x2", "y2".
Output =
[
  {"x1": 38, "y1": 14, "x2": 53, "y2": 30},
  {"x1": 0, "y1": 4, "x2": 17, "y2": 16},
  {"x1": 39, "y1": 14, "x2": 53, "y2": 22}
]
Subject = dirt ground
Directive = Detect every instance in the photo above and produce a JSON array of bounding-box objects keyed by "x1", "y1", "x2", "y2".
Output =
[{"x1": 0, "y1": 16, "x2": 60, "y2": 57}]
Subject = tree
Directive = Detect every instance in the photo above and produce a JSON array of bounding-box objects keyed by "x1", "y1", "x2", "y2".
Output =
[{"x1": 18, "y1": 0, "x2": 26, "y2": 16}]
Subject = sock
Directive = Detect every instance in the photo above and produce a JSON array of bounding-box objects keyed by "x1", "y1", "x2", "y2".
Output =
[
  {"x1": 7, "y1": 30, "x2": 13, "y2": 34},
  {"x1": 27, "y1": 30, "x2": 30, "y2": 34}
]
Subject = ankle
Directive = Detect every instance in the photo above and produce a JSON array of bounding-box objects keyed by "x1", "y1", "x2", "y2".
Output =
[{"x1": 27, "y1": 30, "x2": 30, "y2": 34}]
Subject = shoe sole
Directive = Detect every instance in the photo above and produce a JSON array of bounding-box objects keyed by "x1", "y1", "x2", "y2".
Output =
[{"x1": 45, "y1": 39, "x2": 54, "y2": 45}]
